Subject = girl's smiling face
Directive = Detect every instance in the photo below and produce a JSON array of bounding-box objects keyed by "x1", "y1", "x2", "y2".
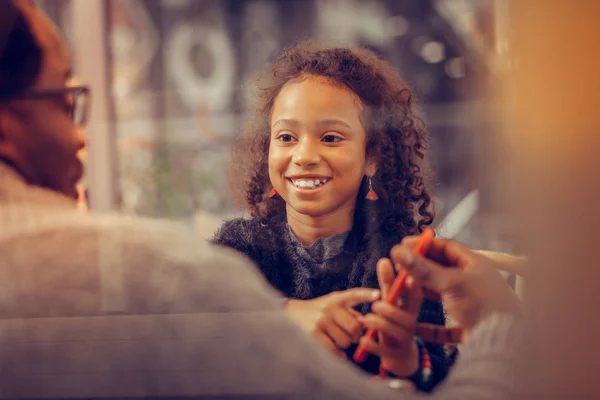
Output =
[{"x1": 268, "y1": 75, "x2": 375, "y2": 219}]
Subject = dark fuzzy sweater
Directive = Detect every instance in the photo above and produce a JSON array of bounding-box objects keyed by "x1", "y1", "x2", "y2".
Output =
[{"x1": 212, "y1": 214, "x2": 451, "y2": 391}]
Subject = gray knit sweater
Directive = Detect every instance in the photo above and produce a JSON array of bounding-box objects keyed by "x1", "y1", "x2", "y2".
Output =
[{"x1": 212, "y1": 215, "x2": 452, "y2": 390}]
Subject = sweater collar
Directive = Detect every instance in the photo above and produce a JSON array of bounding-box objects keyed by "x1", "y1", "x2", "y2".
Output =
[{"x1": 286, "y1": 224, "x2": 349, "y2": 264}]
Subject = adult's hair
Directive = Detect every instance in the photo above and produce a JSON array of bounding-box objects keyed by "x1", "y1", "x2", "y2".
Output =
[
  {"x1": 232, "y1": 40, "x2": 434, "y2": 236},
  {"x1": 0, "y1": 0, "x2": 42, "y2": 95}
]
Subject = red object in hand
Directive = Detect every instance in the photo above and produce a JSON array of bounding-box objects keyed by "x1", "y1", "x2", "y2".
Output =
[{"x1": 353, "y1": 228, "x2": 435, "y2": 364}]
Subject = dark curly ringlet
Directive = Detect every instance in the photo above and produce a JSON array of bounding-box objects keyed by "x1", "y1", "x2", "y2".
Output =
[{"x1": 231, "y1": 40, "x2": 434, "y2": 235}]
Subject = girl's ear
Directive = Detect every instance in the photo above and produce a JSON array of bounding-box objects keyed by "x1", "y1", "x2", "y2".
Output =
[{"x1": 364, "y1": 157, "x2": 377, "y2": 177}]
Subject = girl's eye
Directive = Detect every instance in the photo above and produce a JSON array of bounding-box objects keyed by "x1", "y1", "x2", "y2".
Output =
[
  {"x1": 323, "y1": 134, "x2": 342, "y2": 143},
  {"x1": 277, "y1": 133, "x2": 296, "y2": 142}
]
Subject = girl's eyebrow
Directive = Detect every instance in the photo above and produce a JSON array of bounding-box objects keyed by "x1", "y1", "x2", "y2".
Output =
[{"x1": 271, "y1": 118, "x2": 299, "y2": 129}]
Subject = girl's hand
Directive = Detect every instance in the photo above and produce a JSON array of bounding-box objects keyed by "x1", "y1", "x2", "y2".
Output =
[
  {"x1": 285, "y1": 288, "x2": 380, "y2": 358},
  {"x1": 359, "y1": 258, "x2": 423, "y2": 377}
]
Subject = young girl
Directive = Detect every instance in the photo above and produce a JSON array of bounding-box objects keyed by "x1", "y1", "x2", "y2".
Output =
[{"x1": 213, "y1": 41, "x2": 451, "y2": 392}]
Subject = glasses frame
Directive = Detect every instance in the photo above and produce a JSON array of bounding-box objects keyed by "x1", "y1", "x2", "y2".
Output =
[{"x1": 0, "y1": 85, "x2": 91, "y2": 126}]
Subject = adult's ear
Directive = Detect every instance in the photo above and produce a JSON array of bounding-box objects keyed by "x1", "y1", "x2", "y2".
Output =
[{"x1": 0, "y1": 104, "x2": 29, "y2": 169}]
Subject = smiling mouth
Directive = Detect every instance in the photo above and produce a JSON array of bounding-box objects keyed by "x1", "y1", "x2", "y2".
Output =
[{"x1": 287, "y1": 177, "x2": 331, "y2": 189}]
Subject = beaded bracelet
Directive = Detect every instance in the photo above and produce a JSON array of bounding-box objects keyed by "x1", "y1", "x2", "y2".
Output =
[{"x1": 414, "y1": 336, "x2": 432, "y2": 384}]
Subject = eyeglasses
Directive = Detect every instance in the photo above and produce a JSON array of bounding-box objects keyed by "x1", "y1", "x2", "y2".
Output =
[{"x1": 0, "y1": 85, "x2": 91, "y2": 126}]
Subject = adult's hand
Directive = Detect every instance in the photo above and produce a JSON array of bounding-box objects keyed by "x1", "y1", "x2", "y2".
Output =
[{"x1": 391, "y1": 237, "x2": 521, "y2": 336}]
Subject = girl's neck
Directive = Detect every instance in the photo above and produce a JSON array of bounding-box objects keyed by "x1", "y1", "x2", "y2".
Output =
[{"x1": 286, "y1": 204, "x2": 354, "y2": 246}]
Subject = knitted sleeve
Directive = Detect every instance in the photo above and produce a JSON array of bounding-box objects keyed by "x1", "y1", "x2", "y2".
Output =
[
  {"x1": 211, "y1": 218, "x2": 288, "y2": 293},
  {"x1": 211, "y1": 218, "x2": 256, "y2": 258}
]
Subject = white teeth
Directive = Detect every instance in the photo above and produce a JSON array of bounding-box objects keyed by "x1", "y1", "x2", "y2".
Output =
[{"x1": 291, "y1": 179, "x2": 328, "y2": 188}]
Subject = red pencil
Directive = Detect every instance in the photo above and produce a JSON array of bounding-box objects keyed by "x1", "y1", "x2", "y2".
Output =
[{"x1": 353, "y1": 228, "x2": 435, "y2": 364}]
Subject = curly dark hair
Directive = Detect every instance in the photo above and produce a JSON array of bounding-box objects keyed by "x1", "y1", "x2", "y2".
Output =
[{"x1": 232, "y1": 40, "x2": 434, "y2": 236}]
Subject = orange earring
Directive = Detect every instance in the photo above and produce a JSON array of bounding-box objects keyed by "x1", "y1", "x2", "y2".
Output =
[
  {"x1": 268, "y1": 188, "x2": 278, "y2": 198},
  {"x1": 366, "y1": 177, "x2": 379, "y2": 200}
]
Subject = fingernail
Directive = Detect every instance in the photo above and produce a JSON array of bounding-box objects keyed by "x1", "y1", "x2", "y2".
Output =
[
  {"x1": 406, "y1": 276, "x2": 414, "y2": 286},
  {"x1": 371, "y1": 290, "x2": 381, "y2": 299}
]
